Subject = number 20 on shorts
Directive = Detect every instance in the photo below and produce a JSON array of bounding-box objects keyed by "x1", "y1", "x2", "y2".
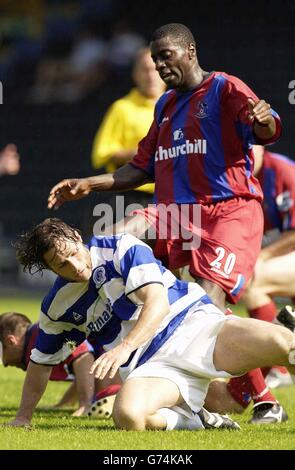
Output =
[{"x1": 210, "y1": 247, "x2": 236, "y2": 276}]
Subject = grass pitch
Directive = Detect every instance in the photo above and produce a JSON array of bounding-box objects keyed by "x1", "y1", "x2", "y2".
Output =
[{"x1": 0, "y1": 295, "x2": 295, "y2": 450}]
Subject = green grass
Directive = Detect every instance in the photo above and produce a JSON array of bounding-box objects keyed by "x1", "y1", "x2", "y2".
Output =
[{"x1": 1, "y1": 296, "x2": 295, "y2": 450}]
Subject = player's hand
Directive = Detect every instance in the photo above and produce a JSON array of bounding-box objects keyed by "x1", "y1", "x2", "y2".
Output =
[
  {"x1": 90, "y1": 343, "x2": 132, "y2": 380},
  {"x1": 72, "y1": 405, "x2": 90, "y2": 417},
  {"x1": 0, "y1": 143, "x2": 20, "y2": 176},
  {"x1": 247, "y1": 98, "x2": 273, "y2": 126},
  {"x1": 47, "y1": 178, "x2": 91, "y2": 209},
  {"x1": 6, "y1": 417, "x2": 32, "y2": 429}
]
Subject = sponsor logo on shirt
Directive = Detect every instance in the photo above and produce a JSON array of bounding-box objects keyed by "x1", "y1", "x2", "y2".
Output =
[
  {"x1": 155, "y1": 139, "x2": 207, "y2": 162},
  {"x1": 87, "y1": 299, "x2": 112, "y2": 334},
  {"x1": 173, "y1": 128, "x2": 184, "y2": 141},
  {"x1": 195, "y1": 101, "x2": 208, "y2": 118}
]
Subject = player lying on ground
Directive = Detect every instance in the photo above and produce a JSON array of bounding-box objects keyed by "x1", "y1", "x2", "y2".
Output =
[
  {"x1": 7, "y1": 218, "x2": 295, "y2": 430},
  {"x1": 0, "y1": 312, "x2": 120, "y2": 416}
]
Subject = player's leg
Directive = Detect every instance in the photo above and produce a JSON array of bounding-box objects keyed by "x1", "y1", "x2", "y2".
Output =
[
  {"x1": 194, "y1": 277, "x2": 226, "y2": 311},
  {"x1": 204, "y1": 379, "x2": 245, "y2": 414},
  {"x1": 242, "y1": 254, "x2": 295, "y2": 387},
  {"x1": 113, "y1": 376, "x2": 239, "y2": 431},
  {"x1": 71, "y1": 352, "x2": 95, "y2": 417},
  {"x1": 187, "y1": 199, "x2": 283, "y2": 420},
  {"x1": 244, "y1": 251, "x2": 295, "y2": 310},
  {"x1": 112, "y1": 377, "x2": 186, "y2": 430},
  {"x1": 213, "y1": 317, "x2": 295, "y2": 376},
  {"x1": 210, "y1": 317, "x2": 293, "y2": 422}
]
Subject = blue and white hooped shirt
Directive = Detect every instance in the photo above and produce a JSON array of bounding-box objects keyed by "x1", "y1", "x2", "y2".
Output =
[{"x1": 31, "y1": 234, "x2": 210, "y2": 377}]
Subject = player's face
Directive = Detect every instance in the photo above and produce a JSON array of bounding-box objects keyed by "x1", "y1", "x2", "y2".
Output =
[
  {"x1": 133, "y1": 52, "x2": 165, "y2": 99},
  {"x1": 43, "y1": 237, "x2": 92, "y2": 282},
  {"x1": 1, "y1": 338, "x2": 23, "y2": 369},
  {"x1": 151, "y1": 37, "x2": 194, "y2": 90}
]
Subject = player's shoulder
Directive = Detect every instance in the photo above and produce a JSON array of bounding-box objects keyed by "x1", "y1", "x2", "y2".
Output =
[
  {"x1": 156, "y1": 89, "x2": 174, "y2": 105},
  {"x1": 41, "y1": 275, "x2": 87, "y2": 321},
  {"x1": 89, "y1": 233, "x2": 150, "y2": 260},
  {"x1": 154, "y1": 90, "x2": 175, "y2": 125},
  {"x1": 214, "y1": 71, "x2": 252, "y2": 94},
  {"x1": 115, "y1": 232, "x2": 151, "y2": 253},
  {"x1": 88, "y1": 234, "x2": 121, "y2": 251}
]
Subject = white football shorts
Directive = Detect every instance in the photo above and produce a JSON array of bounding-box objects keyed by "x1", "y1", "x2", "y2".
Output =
[{"x1": 126, "y1": 303, "x2": 236, "y2": 417}]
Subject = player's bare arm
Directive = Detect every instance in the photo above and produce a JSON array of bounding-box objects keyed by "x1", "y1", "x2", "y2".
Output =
[
  {"x1": 71, "y1": 352, "x2": 95, "y2": 417},
  {"x1": 248, "y1": 98, "x2": 277, "y2": 139},
  {"x1": 8, "y1": 361, "x2": 52, "y2": 427},
  {"x1": 90, "y1": 283, "x2": 170, "y2": 380},
  {"x1": 54, "y1": 382, "x2": 77, "y2": 409},
  {"x1": 47, "y1": 164, "x2": 150, "y2": 210}
]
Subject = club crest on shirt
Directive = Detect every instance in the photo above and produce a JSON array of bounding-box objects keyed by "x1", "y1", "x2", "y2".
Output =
[
  {"x1": 195, "y1": 101, "x2": 208, "y2": 119},
  {"x1": 93, "y1": 265, "x2": 106, "y2": 289}
]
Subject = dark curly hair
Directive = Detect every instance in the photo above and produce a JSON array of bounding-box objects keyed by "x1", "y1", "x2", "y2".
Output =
[
  {"x1": 14, "y1": 218, "x2": 81, "y2": 275},
  {"x1": 151, "y1": 23, "x2": 196, "y2": 48}
]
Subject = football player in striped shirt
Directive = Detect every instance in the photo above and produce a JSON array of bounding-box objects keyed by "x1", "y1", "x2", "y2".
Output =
[
  {"x1": 7, "y1": 218, "x2": 295, "y2": 430},
  {"x1": 47, "y1": 23, "x2": 283, "y2": 424}
]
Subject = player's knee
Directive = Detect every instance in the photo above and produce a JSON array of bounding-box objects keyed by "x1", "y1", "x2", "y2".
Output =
[
  {"x1": 269, "y1": 326, "x2": 295, "y2": 362},
  {"x1": 112, "y1": 401, "x2": 147, "y2": 430}
]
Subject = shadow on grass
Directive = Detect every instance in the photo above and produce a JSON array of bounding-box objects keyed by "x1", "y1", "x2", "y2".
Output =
[
  {"x1": 0, "y1": 407, "x2": 73, "y2": 418},
  {"x1": 35, "y1": 423, "x2": 113, "y2": 431}
]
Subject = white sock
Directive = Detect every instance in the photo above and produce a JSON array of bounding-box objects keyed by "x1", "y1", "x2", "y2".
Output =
[{"x1": 158, "y1": 408, "x2": 204, "y2": 430}]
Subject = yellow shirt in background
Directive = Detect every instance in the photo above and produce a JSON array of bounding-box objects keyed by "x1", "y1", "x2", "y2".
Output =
[{"x1": 91, "y1": 88, "x2": 155, "y2": 194}]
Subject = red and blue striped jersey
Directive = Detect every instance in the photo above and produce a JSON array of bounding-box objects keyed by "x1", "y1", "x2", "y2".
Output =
[
  {"x1": 131, "y1": 72, "x2": 281, "y2": 204},
  {"x1": 257, "y1": 151, "x2": 295, "y2": 232}
]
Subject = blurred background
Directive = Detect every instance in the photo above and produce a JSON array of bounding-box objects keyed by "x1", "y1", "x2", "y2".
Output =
[{"x1": 0, "y1": 0, "x2": 294, "y2": 293}]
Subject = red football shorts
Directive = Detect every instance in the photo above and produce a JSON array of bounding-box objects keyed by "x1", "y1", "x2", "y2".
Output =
[{"x1": 132, "y1": 197, "x2": 263, "y2": 304}]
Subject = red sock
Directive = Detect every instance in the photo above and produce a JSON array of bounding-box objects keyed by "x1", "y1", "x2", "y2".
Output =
[
  {"x1": 94, "y1": 384, "x2": 121, "y2": 401},
  {"x1": 248, "y1": 301, "x2": 277, "y2": 323},
  {"x1": 227, "y1": 368, "x2": 277, "y2": 408},
  {"x1": 261, "y1": 367, "x2": 271, "y2": 378}
]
